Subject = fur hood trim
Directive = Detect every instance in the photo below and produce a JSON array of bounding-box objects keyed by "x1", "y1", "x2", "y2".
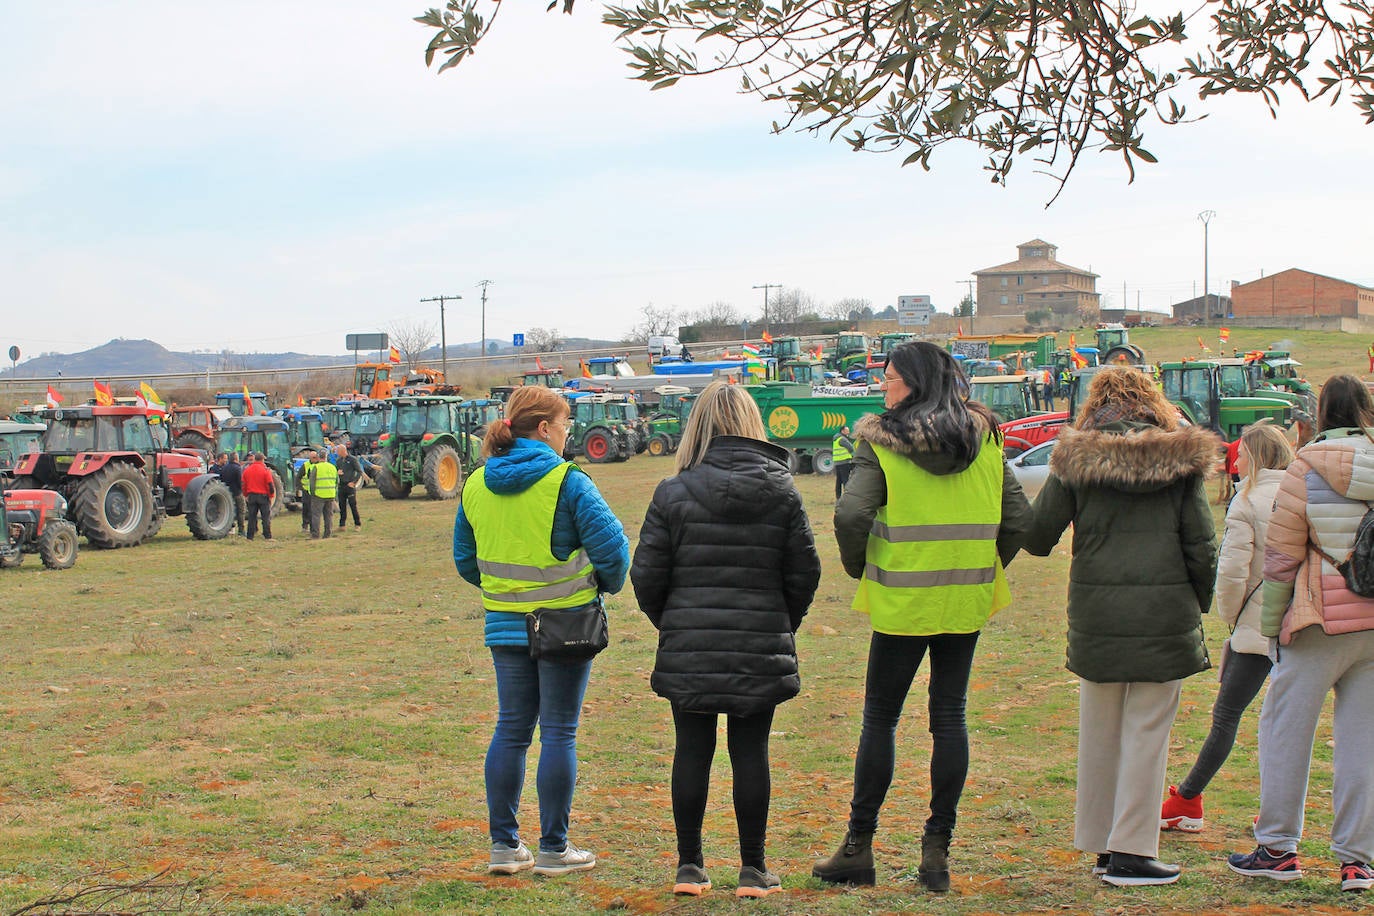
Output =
[
  {"x1": 1049, "y1": 423, "x2": 1221, "y2": 492},
  {"x1": 854, "y1": 410, "x2": 991, "y2": 474}
]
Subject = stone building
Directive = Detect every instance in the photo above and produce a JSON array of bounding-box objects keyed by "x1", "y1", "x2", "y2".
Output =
[{"x1": 973, "y1": 239, "x2": 1100, "y2": 320}]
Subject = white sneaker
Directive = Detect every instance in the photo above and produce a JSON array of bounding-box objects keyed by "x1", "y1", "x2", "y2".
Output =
[
  {"x1": 533, "y1": 842, "x2": 596, "y2": 875},
  {"x1": 487, "y1": 842, "x2": 534, "y2": 874}
]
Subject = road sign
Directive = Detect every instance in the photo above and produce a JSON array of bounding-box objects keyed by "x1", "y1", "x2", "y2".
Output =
[
  {"x1": 345, "y1": 333, "x2": 389, "y2": 351},
  {"x1": 7, "y1": 346, "x2": 18, "y2": 362},
  {"x1": 897, "y1": 294, "x2": 935, "y2": 327},
  {"x1": 513, "y1": 333, "x2": 525, "y2": 347}
]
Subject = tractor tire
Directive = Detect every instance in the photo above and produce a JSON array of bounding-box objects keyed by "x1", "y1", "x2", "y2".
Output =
[
  {"x1": 38, "y1": 520, "x2": 78, "y2": 569},
  {"x1": 376, "y1": 460, "x2": 412, "y2": 500},
  {"x1": 71, "y1": 463, "x2": 156, "y2": 549},
  {"x1": 422, "y1": 444, "x2": 463, "y2": 500},
  {"x1": 584, "y1": 431, "x2": 612, "y2": 464},
  {"x1": 0, "y1": 551, "x2": 22, "y2": 569},
  {"x1": 186, "y1": 478, "x2": 235, "y2": 540},
  {"x1": 174, "y1": 431, "x2": 214, "y2": 453},
  {"x1": 786, "y1": 450, "x2": 805, "y2": 475},
  {"x1": 812, "y1": 448, "x2": 836, "y2": 475},
  {"x1": 646, "y1": 435, "x2": 670, "y2": 457}
]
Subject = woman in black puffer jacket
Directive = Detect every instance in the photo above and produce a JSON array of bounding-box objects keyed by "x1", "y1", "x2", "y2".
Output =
[{"x1": 631, "y1": 381, "x2": 821, "y2": 899}]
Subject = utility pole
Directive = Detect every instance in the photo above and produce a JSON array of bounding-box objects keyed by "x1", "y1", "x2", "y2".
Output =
[
  {"x1": 420, "y1": 293, "x2": 463, "y2": 378},
  {"x1": 476, "y1": 280, "x2": 493, "y2": 359},
  {"x1": 1199, "y1": 210, "x2": 1216, "y2": 326},
  {"x1": 752, "y1": 284, "x2": 781, "y2": 327}
]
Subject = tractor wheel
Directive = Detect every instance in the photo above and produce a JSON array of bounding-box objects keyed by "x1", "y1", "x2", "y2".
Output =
[
  {"x1": 812, "y1": 448, "x2": 836, "y2": 475},
  {"x1": 0, "y1": 550, "x2": 22, "y2": 569},
  {"x1": 269, "y1": 470, "x2": 286, "y2": 517},
  {"x1": 71, "y1": 463, "x2": 155, "y2": 549},
  {"x1": 584, "y1": 431, "x2": 612, "y2": 464},
  {"x1": 38, "y1": 520, "x2": 78, "y2": 569},
  {"x1": 646, "y1": 435, "x2": 670, "y2": 457},
  {"x1": 422, "y1": 444, "x2": 463, "y2": 500},
  {"x1": 174, "y1": 431, "x2": 214, "y2": 453},
  {"x1": 786, "y1": 450, "x2": 805, "y2": 475},
  {"x1": 376, "y1": 460, "x2": 412, "y2": 500},
  {"x1": 187, "y1": 478, "x2": 235, "y2": 540}
]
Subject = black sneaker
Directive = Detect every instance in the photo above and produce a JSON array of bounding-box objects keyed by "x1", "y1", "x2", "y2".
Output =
[
  {"x1": 1227, "y1": 845, "x2": 1302, "y2": 881},
  {"x1": 672, "y1": 863, "x2": 711, "y2": 896},
  {"x1": 1101, "y1": 853, "x2": 1181, "y2": 886},
  {"x1": 736, "y1": 865, "x2": 781, "y2": 898},
  {"x1": 1341, "y1": 861, "x2": 1373, "y2": 892},
  {"x1": 1092, "y1": 853, "x2": 1110, "y2": 877}
]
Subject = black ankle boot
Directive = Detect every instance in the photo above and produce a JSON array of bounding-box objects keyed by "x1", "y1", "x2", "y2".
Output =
[
  {"x1": 1101, "y1": 852, "x2": 1181, "y2": 886},
  {"x1": 812, "y1": 828, "x2": 875, "y2": 885},
  {"x1": 919, "y1": 832, "x2": 951, "y2": 892}
]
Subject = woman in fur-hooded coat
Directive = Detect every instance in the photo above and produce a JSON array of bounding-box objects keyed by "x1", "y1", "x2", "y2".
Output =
[{"x1": 1024, "y1": 367, "x2": 1219, "y2": 885}]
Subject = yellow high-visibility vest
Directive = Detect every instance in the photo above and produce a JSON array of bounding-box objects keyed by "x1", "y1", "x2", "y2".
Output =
[
  {"x1": 462, "y1": 462, "x2": 599, "y2": 613},
  {"x1": 308, "y1": 460, "x2": 338, "y2": 499},
  {"x1": 832, "y1": 434, "x2": 854, "y2": 463},
  {"x1": 852, "y1": 436, "x2": 1009, "y2": 635}
]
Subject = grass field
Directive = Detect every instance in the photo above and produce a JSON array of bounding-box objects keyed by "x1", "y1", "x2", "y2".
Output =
[{"x1": 2, "y1": 327, "x2": 1371, "y2": 915}]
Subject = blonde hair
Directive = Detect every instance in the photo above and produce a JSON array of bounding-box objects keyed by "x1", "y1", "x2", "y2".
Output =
[
  {"x1": 482, "y1": 386, "x2": 569, "y2": 459},
  {"x1": 674, "y1": 381, "x2": 768, "y2": 472},
  {"x1": 1075, "y1": 368, "x2": 1179, "y2": 431},
  {"x1": 1239, "y1": 419, "x2": 1295, "y2": 497}
]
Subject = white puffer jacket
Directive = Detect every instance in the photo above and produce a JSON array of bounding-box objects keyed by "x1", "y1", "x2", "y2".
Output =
[{"x1": 1216, "y1": 468, "x2": 1285, "y2": 655}]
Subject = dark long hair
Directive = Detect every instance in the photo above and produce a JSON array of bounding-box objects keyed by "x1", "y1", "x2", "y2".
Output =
[
  {"x1": 1317, "y1": 374, "x2": 1374, "y2": 434},
  {"x1": 880, "y1": 341, "x2": 999, "y2": 466}
]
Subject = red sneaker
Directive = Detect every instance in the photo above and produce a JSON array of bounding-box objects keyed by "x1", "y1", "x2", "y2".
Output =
[{"x1": 1160, "y1": 785, "x2": 1204, "y2": 832}]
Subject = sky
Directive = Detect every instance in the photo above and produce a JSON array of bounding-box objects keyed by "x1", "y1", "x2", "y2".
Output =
[{"x1": 3, "y1": 1, "x2": 1372, "y2": 365}]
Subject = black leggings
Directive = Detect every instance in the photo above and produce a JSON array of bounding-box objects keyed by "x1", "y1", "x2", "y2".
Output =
[
  {"x1": 671, "y1": 704, "x2": 775, "y2": 870},
  {"x1": 1179, "y1": 649, "x2": 1272, "y2": 797},
  {"x1": 849, "y1": 631, "x2": 980, "y2": 837}
]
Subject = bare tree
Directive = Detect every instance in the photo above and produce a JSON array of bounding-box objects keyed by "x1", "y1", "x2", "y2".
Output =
[
  {"x1": 526, "y1": 327, "x2": 563, "y2": 352},
  {"x1": 768, "y1": 287, "x2": 819, "y2": 324},
  {"x1": 387, "y1": 320, "x2": 438, "y2": 369},
  {"x1": 625, "y1": 304, "x2": 680, "y2": 341},
  {"x1": 825, "y1": 297, "x2": 873, "y2": 323},
  {"x1": 690, "y1": 300, "x2": 740, "y2": 326}
]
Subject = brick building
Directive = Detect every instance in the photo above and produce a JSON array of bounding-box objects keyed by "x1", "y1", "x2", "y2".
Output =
[
  {"x1": 1172, "y1": 293, "x2": 1231, "y2": 323},
  {"x1": 1231, "y1": 268, "x2": 1374, "y2": 319},
  {"x1": 973, "y1": 239, "x2": 1100, "y2": 320}
]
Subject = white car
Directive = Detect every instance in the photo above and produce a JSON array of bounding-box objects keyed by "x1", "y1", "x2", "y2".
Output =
[{"x1": 1008, "y1": 438, "x2": 1056, "y2": 500}]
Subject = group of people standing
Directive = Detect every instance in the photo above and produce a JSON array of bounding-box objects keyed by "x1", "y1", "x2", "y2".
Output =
[
  {"x1": 210, "y1": 444, "x2": 365, "y2": 541},
  {"x1": 451, "y1": 341, "x2": 1374, "y2": 898}
]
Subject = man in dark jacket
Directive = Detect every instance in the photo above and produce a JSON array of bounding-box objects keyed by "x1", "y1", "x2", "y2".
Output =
[
  {"x1": 334, "y1": 444, "x2": 363, "y2": 528},
  {"x1": 211, "y1": 452, "x2": 245, "y2": 536}
]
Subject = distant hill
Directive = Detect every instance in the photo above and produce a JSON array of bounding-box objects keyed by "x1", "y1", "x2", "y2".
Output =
[{"x1": 1, "y1": 336, "x2": 628, "y2": 379}]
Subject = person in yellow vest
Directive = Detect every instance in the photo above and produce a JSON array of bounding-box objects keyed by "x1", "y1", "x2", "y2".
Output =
[
  {"x1": 1367, "y1": 341, "x2": 1373, "y2": 373},
  {"x1": 815, "y1": 341, "x2": 1031, "y2": 891},
  {"x1": 304, "y1": 449, "x2": 337, "y2": 539},
  {"x1": 832, "y1": 425, "x2": 855, "y2": 500},
  {"x1": 453, "y1": 386, "x2": 629, "y2": 878}
]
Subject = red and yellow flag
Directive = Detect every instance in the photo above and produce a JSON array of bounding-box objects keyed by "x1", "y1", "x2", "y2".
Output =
[
  {"x1": 1219, "y1": 327, "x2": 1230, "y2": 343},
  {"x1": 242, "y1": 383, "x2": 254, "y2": 415},
  {"x1": 761, "y1": 331, "x2": 774, "y2": 344},
  {"x1": 389, "y1": 346, "x2": 401, "y2": 364},
  {"x1": 93, "y1": 380, "x2": 114, "y2": 406},
  {"x1": 297, "y1": 394, "x2": 306, "y2": 407}
]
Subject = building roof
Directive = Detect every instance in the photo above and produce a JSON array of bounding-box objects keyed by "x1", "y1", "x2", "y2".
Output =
[
  {"x1": 974, "y1": 257, "x2": 1099, "y2": 279},
  {"x1": 1233, "y1": 267, "x2": 1374, "y2": 293},
  {"x1": 1018, "y1": 238, "x2": 1054, "y2": 248}
]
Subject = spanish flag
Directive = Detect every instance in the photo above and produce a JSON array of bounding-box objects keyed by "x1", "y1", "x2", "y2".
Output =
[
  {"x1": 242, "y1": 383, "x2": 254, "y2": 415},
  {"x1": 1219, "y1": 327, "x2": 1230, "y2": 343},
  {"x1": 93, "y1": 380, "x2": 114, "y2": 406},
  {"x1": 389, "y1": 346, "x2": 401, "y2": 364},
  {"x1": 761, "y1": 331, "x2": 774, "y2": 344},
  {"x1": 297, "y1": 395, "x2": 306, "y2": 407},
  {"x1": 580, "y1": 359, "x2": 592, "y2": 379}
]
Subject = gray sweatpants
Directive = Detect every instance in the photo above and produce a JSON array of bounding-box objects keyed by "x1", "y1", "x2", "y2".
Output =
[{"x1": 1255, "y1": 626, "x2": 1374, "y2": 864}]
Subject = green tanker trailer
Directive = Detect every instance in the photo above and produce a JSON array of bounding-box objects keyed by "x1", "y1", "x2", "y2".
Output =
[{"x1": 743, "y1": 382, "x2": 885, "y2": 475}]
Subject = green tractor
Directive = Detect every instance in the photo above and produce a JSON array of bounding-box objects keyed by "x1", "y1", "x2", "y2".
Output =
[
  {"x1": 1159, "y1": 360, "x2": 1293, "y2": 440},
  {"x1": 968, "y1": 375, "x2": 1046, "y2": 424},
  {"x1": 1095, "y1": 324, "x2": 1146, "y2": 365},
  {"x1": 564, "y1": 394, "x2": 634, "y2": 464},
  {"x1": 374, "y1": 395, "x2": 475, "y2": 500},
  {"x1": 644, "y1": 386, "x2": 697, "y2": 457},
  {"x1": 825, "y1": 332, "x2": 872, "y2": 374}
]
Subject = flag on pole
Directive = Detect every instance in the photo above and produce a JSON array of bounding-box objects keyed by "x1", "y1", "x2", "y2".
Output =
[
  {"x1": 1070, "y1": 350, "x2": 1088, "y2": 369},
  {"x1": 297, "y1": 395, "x2": 306, "y2": 407},
  {"x1": 46, "y1": 385, "x2": 63, "y2": 408},
  {"x1": 580, "y1": 359, "x2": 592, "y2": 379},
  {"x1": 741, "y1": 343, "x2": 760, "y2": 357},
  {"x1": 139, "y1": 382, "x2": 165, "y2": 409},
  {"x1": 957, "y1": 322, "x2": 965, "y2": 336},
  {"x1": 93, "y1": 380, "x2": 114, "y2": 406},
  {"x1": 1197, "y1": 336, "x2": 1212, "y2": 353},
  {"x1": 761, "y1": 331, "x2": 774, "y2": 344},
  {"x1": 242, "y1": 383, "x2": 254, "y2": 415},
  {"x1": 389, "y1": 346, "x2": 401, "y2": 364},
  {"x1": 1219, "y1": 327, "x2": 1231, "y2": 343}
]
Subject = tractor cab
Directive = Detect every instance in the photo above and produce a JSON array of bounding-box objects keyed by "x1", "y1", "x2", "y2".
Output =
[
  {"x1": 0, "y1": 419, "x2": 46, "y2": 480},
  {"x1": 374, "y1": 395, "x2": 470, "y2": 501},
  {"x1": 215, "y1": 391, "x2": 272, "y2": 417},
  {"x1": 353, "y1": 363, "x2": 398, "y2": 400},
  {"x1": 268, "y1": 407, "x2": 328, "y2": 457},
  {"x1": 216, "y1": 415, "x2": 296, "y2": 513},
  {"x1": 968, "y1": 375, "x2": 1043, "y2": 423},
  {"x1": 1095, "y1": 324, "x2": 1145, "y2": 365},
  {"x1": 1160, "y1": 360, "x2": 1292, "y2": 439}
]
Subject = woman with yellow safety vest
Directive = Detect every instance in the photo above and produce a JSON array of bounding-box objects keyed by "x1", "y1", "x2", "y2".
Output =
[
  {"x1": 453, "y1": 386, "x2": 629, "y2": 878},
  {"x1": 816, "y1": 341, "x2": 1031, "y2": 891}
]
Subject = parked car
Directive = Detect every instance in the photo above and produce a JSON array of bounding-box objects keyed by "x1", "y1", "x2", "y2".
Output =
[{"x1": 1008, "y1": 438, "x2": 1056, "y2": 500}]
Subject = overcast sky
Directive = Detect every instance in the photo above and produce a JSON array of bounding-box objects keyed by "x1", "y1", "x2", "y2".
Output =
[{"x1": 4, "y1": 1, "x2": 1372, "y2": 364}]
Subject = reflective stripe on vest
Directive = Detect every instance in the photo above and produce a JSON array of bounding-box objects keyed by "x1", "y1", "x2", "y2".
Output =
[
  {"x1": 832, "y1": 435, "x2": 854, "y2": 463},
  {"x1": 308, "y1": 461, "x2": 338, "y2": 499},
  {"x1": 462, "y1": 462, "x2": 599, "y2": 613},
  {"x1": 852, "y1": 436, "x2": 1010, "y2": 635}
]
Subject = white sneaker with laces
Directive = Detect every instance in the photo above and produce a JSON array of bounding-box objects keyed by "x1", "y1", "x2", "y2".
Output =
[
  {"x1": 533, "y1": 842, "x2": 597, "y2": 875},
  {"x1": 487, "y1": 842, "x2": 534, "y2": 874}
]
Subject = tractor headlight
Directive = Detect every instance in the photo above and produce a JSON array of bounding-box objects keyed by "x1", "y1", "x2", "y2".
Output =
[{"x1": 52, "y1": 494, "x2": 69, "y2": 517}]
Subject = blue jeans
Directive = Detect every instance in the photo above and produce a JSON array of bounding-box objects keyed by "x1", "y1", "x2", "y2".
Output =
[
  {"x1": 486, "y1": 647, "x2": 593, "y2": 852},
  {"x1": 849, "y1": 631, "x2": 980, "y2": 837}
]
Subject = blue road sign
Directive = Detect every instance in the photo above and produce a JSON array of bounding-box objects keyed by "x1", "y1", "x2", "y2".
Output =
[{"x1": 513, "y1": 333, "x2": 525, "y2": 347}]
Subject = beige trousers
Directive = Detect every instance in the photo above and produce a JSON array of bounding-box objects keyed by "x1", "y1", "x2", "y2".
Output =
[{"x1": 1075, "y1": 678, "x2": 1182, "y2": 858}]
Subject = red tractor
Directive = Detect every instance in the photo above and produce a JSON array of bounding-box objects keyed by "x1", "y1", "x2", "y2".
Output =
[
  {"x1": 11, "y1": 405, "x2": 235, "y2": 548},
  {"x1": 1, "y1": 487, "x2": 79, "y2": 569}
]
